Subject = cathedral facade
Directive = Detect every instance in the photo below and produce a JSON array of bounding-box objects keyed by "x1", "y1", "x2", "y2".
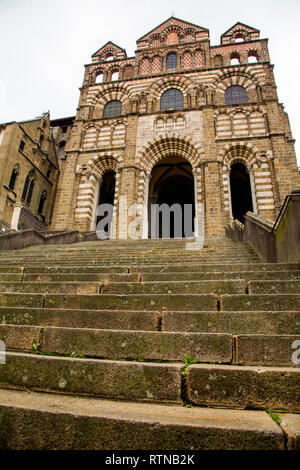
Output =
[{"x1": 51, "y1": 17, "x2": 299, "y2": 239}]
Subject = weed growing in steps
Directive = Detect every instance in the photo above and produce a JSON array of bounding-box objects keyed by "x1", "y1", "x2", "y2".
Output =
[{"x1": 266, "y1": 409, "x2": 282, "y2": 425}]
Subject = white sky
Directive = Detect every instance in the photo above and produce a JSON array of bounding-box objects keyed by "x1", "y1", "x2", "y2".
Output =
[{"x1": 0, "y1": 0, "x2": 299, "y2": 164}]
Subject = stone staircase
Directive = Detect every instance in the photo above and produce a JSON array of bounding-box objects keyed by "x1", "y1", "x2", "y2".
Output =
[{"x1": 0, "y1": 237, "x2": 299, "y2": 450}]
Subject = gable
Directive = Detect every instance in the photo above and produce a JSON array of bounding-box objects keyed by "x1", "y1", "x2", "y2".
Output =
[
  {"x1": 136, "y1": 17, "x2": 209, "y2": 49},
  {"x1": 92, "y1": 41, "x2": 127, "y2": 62},
  {"x1": 221, "y1": 22, "x2": 260, "y2": 44}
]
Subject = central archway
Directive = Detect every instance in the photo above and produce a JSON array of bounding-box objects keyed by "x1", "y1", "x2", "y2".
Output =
[{"x1": 148, "y1": 156, "x2": 195, "y2": 238}]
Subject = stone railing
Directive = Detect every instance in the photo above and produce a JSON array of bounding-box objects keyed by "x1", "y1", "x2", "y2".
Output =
[
  {"x1": 10, "y1": 202, "x2": 48, "y2": 232},
  {"x1": 226, "y1": 184, "x2": 300, "y2": 263}
]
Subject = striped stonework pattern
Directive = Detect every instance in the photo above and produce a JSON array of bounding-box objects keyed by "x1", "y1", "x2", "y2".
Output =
[
  {"x1": 222, "y1": 166, "x2": 231, "y2": 214},
  {"x1": 74, "y1": 155, "x2": 122, "y2": 230},
  {"x1": 82, "y1": 122, "x2": 126, "y2": 150},
  {"x1": 215, "y1": 109, "x2": 266, "y2": 139},
  {"x1": 253, "y1": 161, "x2": 275, "y2": 212}
]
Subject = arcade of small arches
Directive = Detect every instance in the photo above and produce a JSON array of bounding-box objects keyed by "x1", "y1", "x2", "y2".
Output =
[
  {"x1": 93, "y1": 45, "x2": 261, "y2": 85},
  {"x1": 98, "y1": 84, "x2": 250, "y2": 120}
]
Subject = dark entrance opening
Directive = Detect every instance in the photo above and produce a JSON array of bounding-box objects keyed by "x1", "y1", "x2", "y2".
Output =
[
  {"x1": 230, "y1": 163, "x2": 253, "y2": 223},
  {"x1": 148, "y1": 157, "x2": 195, "y2": 238},
  {"x1": 97, "y1": 170, "x2": 116, "y2": 236}
]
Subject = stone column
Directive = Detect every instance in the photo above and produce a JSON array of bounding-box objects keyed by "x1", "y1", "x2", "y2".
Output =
[{"x1": 10, "y1": 202, "x2": 23, "y2": 231}]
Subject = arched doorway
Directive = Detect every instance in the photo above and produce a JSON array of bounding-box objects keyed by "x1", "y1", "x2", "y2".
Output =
[
  {"x1": 230, "y1": 163, "x2": 253, "y2": 223},
  {"x1": 148, "y1": 156, "x2": 195, "y2": 238},
  {"x1": 96, "y1": 170, "x2": 116, "y2": 236}
]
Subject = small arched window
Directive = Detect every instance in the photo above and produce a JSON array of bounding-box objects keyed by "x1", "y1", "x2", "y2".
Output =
[
  {"x1": 103, "y1": 100, "x2": 122, "y2": 118},
  {"x1": 166, "y1": 53, "x2": 177, "y2": 70},
  {"x1": 225, "y1": 85, "x2": 248, "y2": 105},
  {"x1": 22, "y1": 170, "x2": 35, "y2": 205},
  {"x1": 111, "y1": 71, "x2": 119, "y2": 81},
  {"x1": 248, "y1": 53, "x2": 258, "y2": 64},
  {"x1": 160, "y1": 88, "x2": 184, "y2": 111},
  {"x1": 96, "y1": 73, "x2": 103, "y2": 83},
  {"x1": 235, "y1": 36, "x2": 245, "y2": 43},
  {"x1": 230, "y1": 53, "x2": 240, "y2": 65},
  {"x1": 38, "y1": 190, "x2": 47, "y2": 215},
  {"x1": 8, "y1": 164, "x2": 20, "y2": 191},
  {"x1": 214, "y1": 55, "x2": 223, "y2": 67}
]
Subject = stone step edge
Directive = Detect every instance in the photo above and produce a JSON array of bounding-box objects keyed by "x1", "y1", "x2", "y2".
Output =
[
  {"x1": 0, "y1": 352, "x2": 299, "y2": 413},
  {"x1": 0, "y1": 388, "x2": 285, "y2": 450},
  {"x1": 1, "y1": 330, "x2": 300, "y2": 366}
]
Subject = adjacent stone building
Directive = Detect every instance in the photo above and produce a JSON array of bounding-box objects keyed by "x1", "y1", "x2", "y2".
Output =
[{"x1": 0, "y1": 113, "x2": 59, "y2": 232}]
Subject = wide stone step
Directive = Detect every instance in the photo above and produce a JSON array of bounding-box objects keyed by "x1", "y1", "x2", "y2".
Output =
[
  {"x1": 0, "y1": 352, "x2": 183, "y2": 404},
  {"x1": 1, "y1": 308, "x2": 298, "y2": 336},
  {"x1": 44, "y1": 294, "x2": 218, "y2": 312},
  {"x1": 162, "y1": 311, "x2": 300, "y2": 335},
  {"x1": 23, "y1": 273, "x2": 139, "y2": 283},
  {"x1": 24, "y1": 265, "x2": 130, "y2": 274},
  {"x1": 186, "y1": 364, "x2": 300, "y2": 412},
  {"x1": 132, "y1": 263, "x2": 300, "y2": 273},
  {"x1": 249, "y1": 280, "x2": 300, "y2": 294},
  {"x1": 2, "y1": 262, "x2": 299, "y2": 275},
  {"x1": 0, "y1": 325, "x2": 233, "y2": 363},
  {"x1": 221, "y1": 294, "x2": 300, "y2": 311},
  {"x1": 0, "y1": 293, "x2": 218, "y2": 311},
  {"x1": 0, "y1": 388, "x2": 284, "y2": 450},
  {"x1": 101, "y1": 280, "x2": 246, "y2": 295},
  {"x1": 0, "y1": 282, "x2": 100, "y2": 294},
  {"x1": 142, "y1": 271, "x2": 300, "y2": 282},
  {"x1": 5, "y1": 270, "x2": 299, "y2": 283},
  {"x1": 235, "y1": 334, "x2": 300, "y2": 366},
  {"x1": 0, "y1": 307, "x2": 159, "y2": 331}
]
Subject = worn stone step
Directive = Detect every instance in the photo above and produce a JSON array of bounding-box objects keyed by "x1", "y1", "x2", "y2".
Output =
[
  {"x1": 0, "y1": 267, "x2": 23, "y2": 274},
  {"x1": 24, "y1": 265, "x2": 130, "y2": 274},
  {"x1": 236, "y1": 334, "x2": 300, "y2": 366},
  {"x1": 0, "y1": 282, "x2": 100, "y2": 294},
  {"x1": 44, "y1": 294, "x2": 218, "y2": 312},
  {"x1": 101, "y1": 280, "x2": 246, "y2": 295},
  {"x1": 0, "y1": 307, "x2": 159, "y2": 331},
  {"x1": 0, "y1": 352, "x2": 183, "y2": 404},
  {"x1": 132, "y1": 263, "x2": 300, "y2": 273},
  {"x1": 280, "y1": 414, "x2": 300, "y2": 450},
  {"x1": 162, "y1": 311, "x2": 300, "y2": 335},
  {"x1": 142, "y1": 271, "x2": 300, "y2": 282},
  {"x1": 0, "y1": 293, "x2": 218, "y2": 311},
  {"x1": 186, "y1": 364, "x2": 300, "y2": 412},
  {"x1": 0, "y1": 325, "x2": 232, "y2": 363},
  {"x1": 23, "y1": 273, "x2": 139, "y2": 283},
  {"x1": 5, "y1": 262, "x2": 299, "y2": 275},
  {"x1": 221, "y1": 294, "x2": 300, "y2": 311},
  {"x1": 0, "y1": 252, "x2": 258, "y2": 261},
  {"x1": 249, "y1": 280, "x2": 300, "y2": 294},
  {"x1": 0, "y1": 274, "x2": 23, "y2": 282},
  {"x1": 0, "y1": 388, "x2": 284, "y2": 450}
]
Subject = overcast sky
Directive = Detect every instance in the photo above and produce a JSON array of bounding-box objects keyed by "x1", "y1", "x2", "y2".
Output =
[{"x1": 0, "y1": 0, "x2": 299, "y2": 164}]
